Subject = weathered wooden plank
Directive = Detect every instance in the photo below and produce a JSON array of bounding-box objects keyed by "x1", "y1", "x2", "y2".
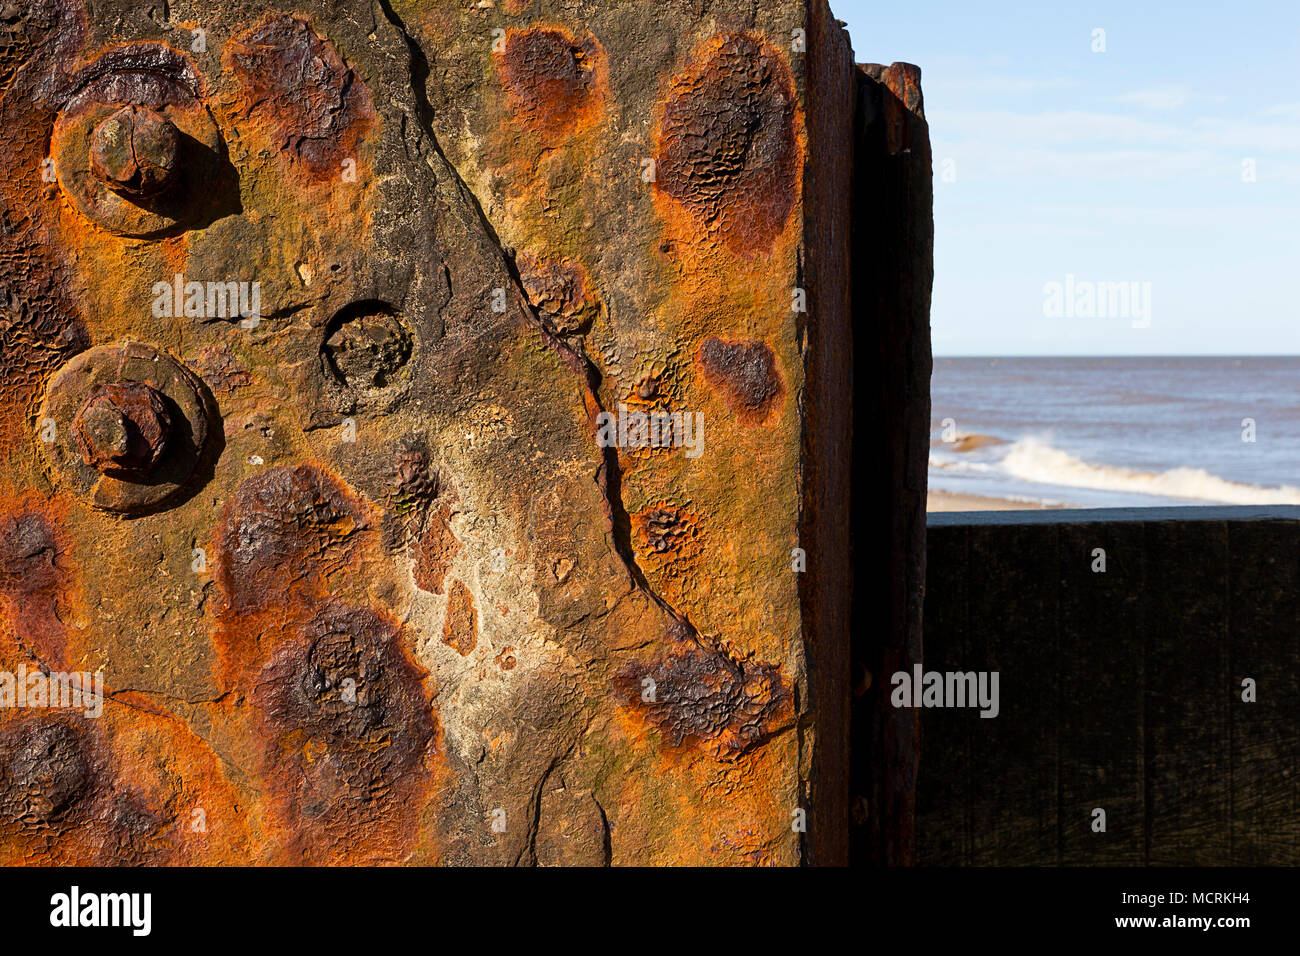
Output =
[
  {"x1": 1056, "y1": 521, "x2": 1146, "y2": 865},
  {"x1": 961, "y1": 523, "x2": 1060, "y2": 865},
  {"x1": 915, "y1": 524, "x2": 970, "y2": 865},
  {"x1": 918, "y1": 509, "x2": 1298, "y2": 866},
  {"x1": 1227, "y1": 519, "x2": 1300, "y2": 863},
  {"x1": 1142, "y1": 520, "x2": 1232, "y2": 864}
]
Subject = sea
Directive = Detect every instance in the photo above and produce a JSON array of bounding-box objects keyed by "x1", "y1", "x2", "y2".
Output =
[{"x1": 930, "y1": 357, "x2": 1300, "y2": 509}]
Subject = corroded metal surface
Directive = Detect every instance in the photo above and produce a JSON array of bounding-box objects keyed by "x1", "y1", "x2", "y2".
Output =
[{"x1": 0, "y1": 0, "x2": 876, "y2": 865}]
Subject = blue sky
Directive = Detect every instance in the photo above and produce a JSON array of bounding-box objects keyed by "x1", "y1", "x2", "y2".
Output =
[{"x1": 830, "y1": 0, "x2": 1300, "y2": 355}]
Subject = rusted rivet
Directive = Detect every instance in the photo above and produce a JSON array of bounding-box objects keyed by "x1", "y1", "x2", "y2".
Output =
[
  {"x1": 72, "y1": 382, "x2": 172, "y2": 478},
  {"x1": 38, "y1": 343, "x2": 211, "y2": 514},
  {"x1": 89, "y1": 106, "x2": 181, "y2": 198}
]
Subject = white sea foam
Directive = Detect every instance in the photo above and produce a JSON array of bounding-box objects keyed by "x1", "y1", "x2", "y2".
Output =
[
  {"x1": 999, "y1": 437, "x2": 1300, "y2": 505},
  {"x1": 928, "y1": 454, "x2": 995, "y2": 473}
]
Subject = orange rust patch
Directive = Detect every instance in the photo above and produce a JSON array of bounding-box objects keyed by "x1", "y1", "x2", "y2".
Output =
[
  {"x1": 0, "y1": 60, "x2": 90, "y2": 454},
  {"x1": 518, "y1": 254, "x2": 600, "y2": 335},
  {"x1": 0, "y1": 496, "x2": 76, "y2": 668},
  {"x1": 194, "y1": 344, "x2": 253, "y2": 396},
  {"x1": 0, "y1": 508, "x2": 65, "y2": 600},
  {"x1": 209, "y1": 462, "x2": 437, "y2": 864},
  {"x1": 225, "y1": 14, "x2": 376, "y2": 181},
  {"x1": 254, "y1": 602, "x2": 439, "y2": 865},
  {"x1": 211, "y1": 463, "x2": 378, "y2": 692},
  {"x1": 495, "y1": 26, "x2": 607, "y2": 142},
  {"x1": 654, "y1": 33, "x2": 799, "y2": 257},
  {"x1": 697, "y1": 336, "x2": 784, "y2": 423},
  {"x1": 616, "y1": 624, "x2": 792, "y2": 760},
  {"x1": 0, "y1": 705, "x2": 250, "y2": 866},
  {"x1": 412, "y1": 503, "x2": 459, "y2": 595},
  {"x1": 216, "y1": 463, "x2": 368, "y2": 615},
  {"x1": 0, "y1": 260, "x2": 88, "y2": 455},
  {"x1": 442, "y1": 580, "x2": 478, "y2": 656},
  {"x1": 634, "y1": 503, "x2": 703, "y2": 569}
]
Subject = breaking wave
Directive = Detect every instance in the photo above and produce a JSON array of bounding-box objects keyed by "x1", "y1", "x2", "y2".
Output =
[{"x1": 999, "y1": 437, "x2": 1300, "y2": 506}]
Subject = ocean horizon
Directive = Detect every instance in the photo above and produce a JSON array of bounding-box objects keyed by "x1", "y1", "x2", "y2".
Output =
[{"x1": 930, "y1": 356, "x2": 1300, "y2": 510}]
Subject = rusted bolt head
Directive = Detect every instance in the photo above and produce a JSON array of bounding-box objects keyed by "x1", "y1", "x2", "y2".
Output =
[
  {"x1": 89, "y1": 106, "x2": 181, "y2": 198},
  {"x1": 72, "y1": 382, "x2": 173, "y2": 478}
]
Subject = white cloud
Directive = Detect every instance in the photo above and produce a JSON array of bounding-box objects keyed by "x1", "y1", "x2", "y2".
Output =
[
  {"x1": 927, "y1": 74, "x2": 1081, "y2": 96},
  {"x1": 1114, "y1": 87, "x2": 1189, "y2": 110},
  {"x1": 1261, "y1": 102, "x2": 1300, "y2": 119},
  {"x1": 931, "y1": 108, "x2": 1182, "y2": 146},
  {"x1": 926, "y1": 100, "x2": 1300, "y2": 184}
]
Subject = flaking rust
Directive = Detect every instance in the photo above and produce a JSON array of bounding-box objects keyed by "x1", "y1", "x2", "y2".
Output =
[
  {"x1": 698, "y1": 337, "x2": 786, "y2": 423},
  {"x1": 254, "y1": 602, "x2": 439, "y2": 865},
  {"x1": 495, "y1": 25, "x2": 607, "y2": 143},
  {"x1": 224, "y1": 13, "x2": 376, "y2": 181},
  {"x1": 0, "y1": 0, "x2": 873, "y2": 866},
  {"x1": 615, "y1": 622, "x2": 794, "y2": 761},
  {"x1": 655, "y1": 32, "x2": 800, "y2": 258}
]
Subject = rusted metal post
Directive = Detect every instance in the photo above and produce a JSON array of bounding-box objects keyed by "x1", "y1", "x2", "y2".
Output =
[
  {"x1": 851, "y1": 62, "x2": 934, "y2": 866},
  {"x1": 0, "y1": 0, "x2": 928, "y2": 866}
]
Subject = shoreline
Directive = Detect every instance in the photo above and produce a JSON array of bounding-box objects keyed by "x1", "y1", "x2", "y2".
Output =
[{"x1": 928, "y1": 490, "x2": 1068, "y2": 512}]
